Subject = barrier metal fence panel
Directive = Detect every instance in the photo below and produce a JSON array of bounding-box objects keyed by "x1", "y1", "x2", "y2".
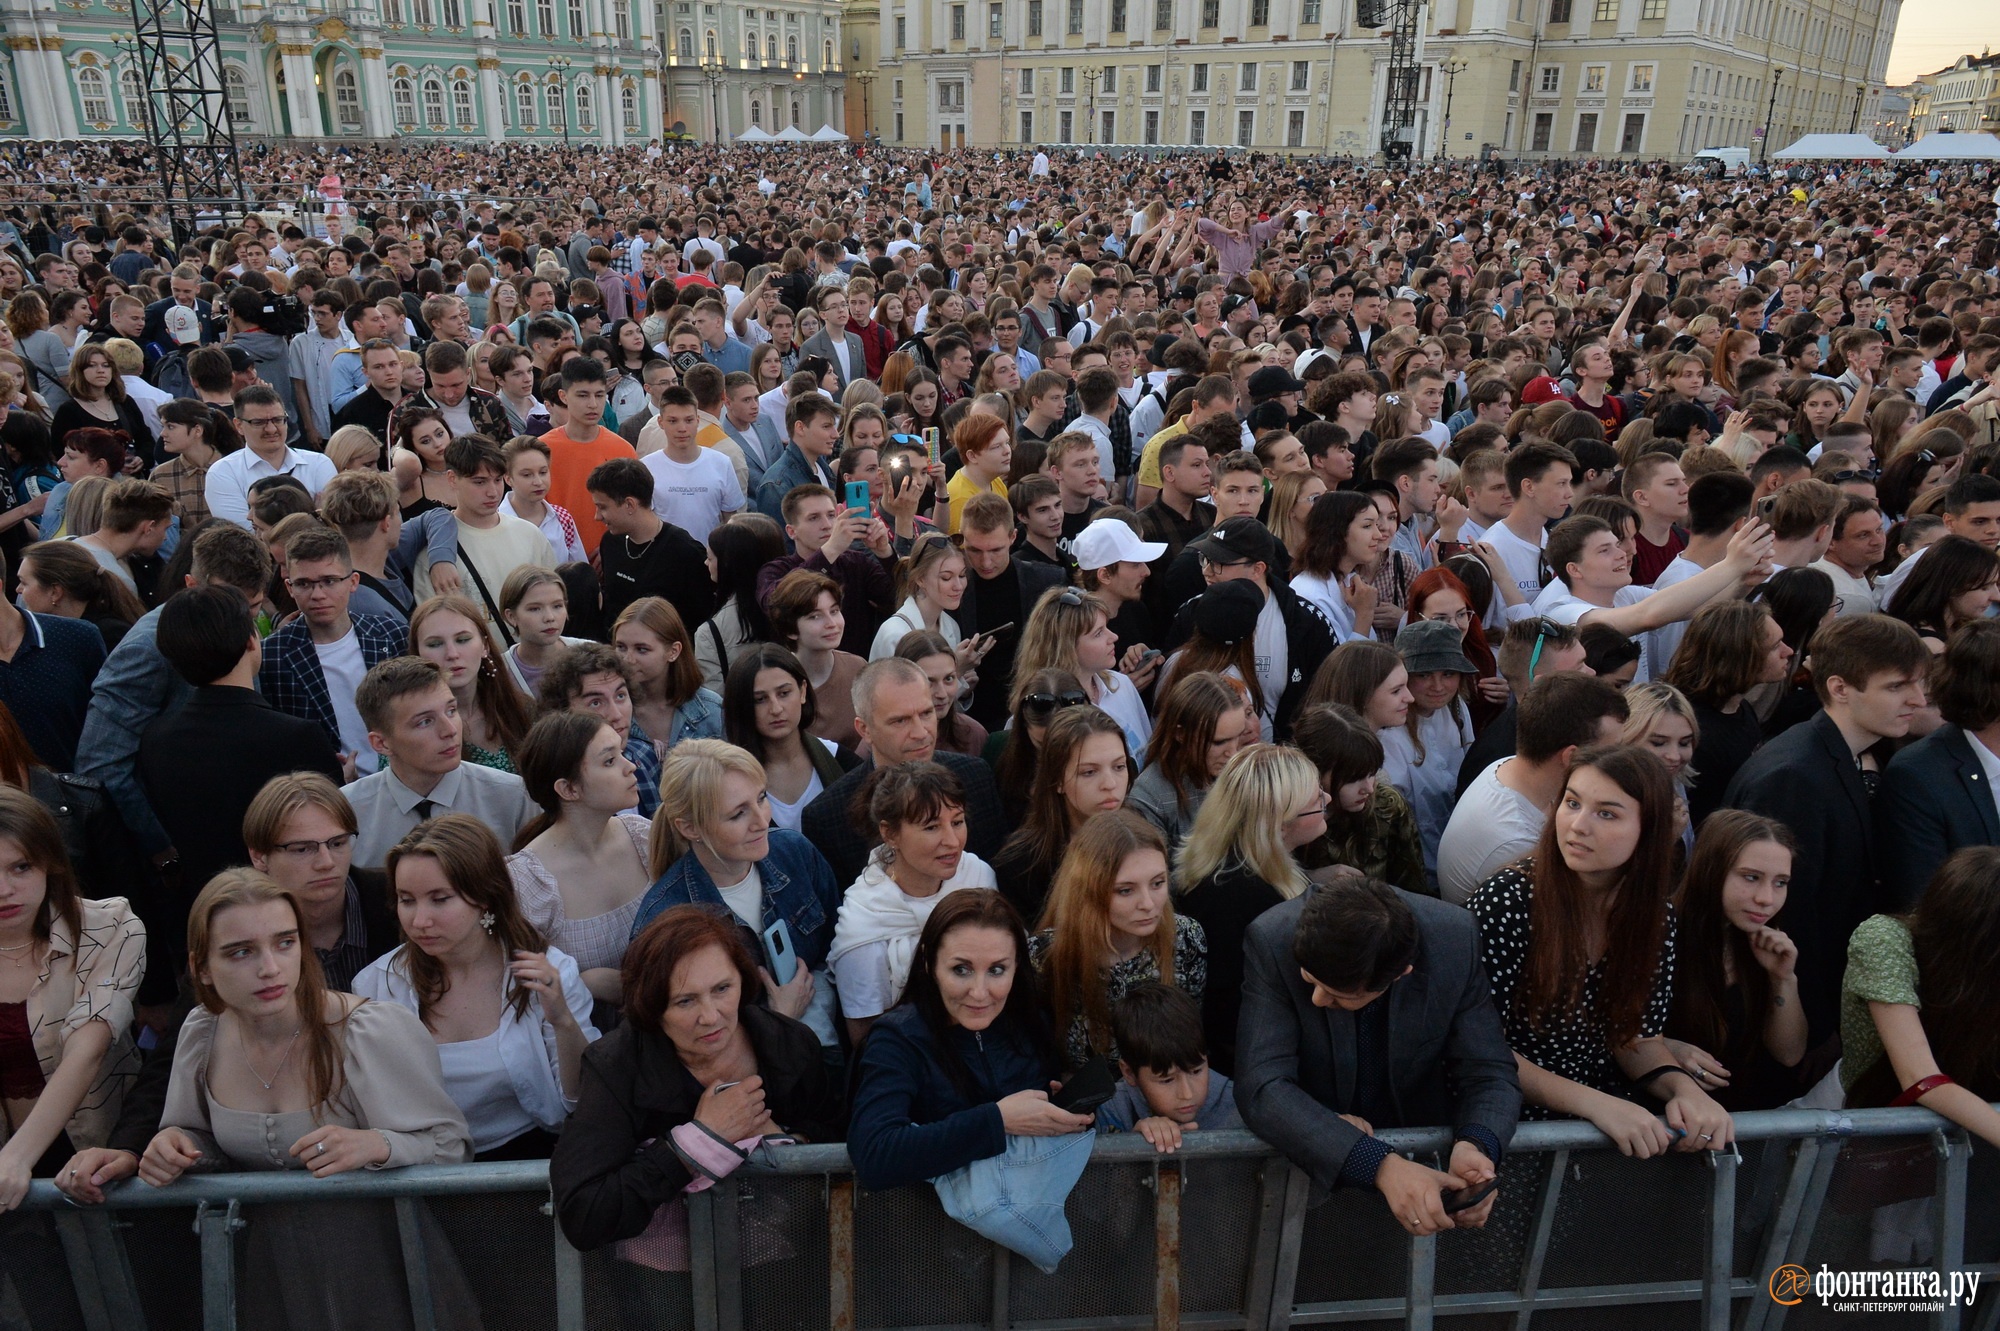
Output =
[{"x1": 12, "y1": 1106, "x2": 1997, "y2": 1331}]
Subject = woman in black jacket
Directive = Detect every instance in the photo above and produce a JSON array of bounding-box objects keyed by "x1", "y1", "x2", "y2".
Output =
[{"x1": 550, "y1": 905, "x2": 843, "y2": 1253}]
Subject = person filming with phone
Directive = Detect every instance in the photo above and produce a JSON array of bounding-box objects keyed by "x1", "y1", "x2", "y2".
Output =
[{"x1": 1236, "y1": 876, "x2": 1521, "y2": 1238}]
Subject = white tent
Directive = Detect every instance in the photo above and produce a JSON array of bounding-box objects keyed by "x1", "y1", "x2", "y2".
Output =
[
  {"x1": 735, "y1": 126, "x2": 775, "y2": 142},
  {"x1": 809, "y1": 124, "x2": 849, "y2": 141},
  {"x1": 1896, "y1": 131, "x2": 2000, "y2": 160},
  {"x1": 1770, "y1": 132, "x2": 1892, "y2": 160},
  {"x1": 773, "y1": 125, "x2": 810, "y2": 141}
]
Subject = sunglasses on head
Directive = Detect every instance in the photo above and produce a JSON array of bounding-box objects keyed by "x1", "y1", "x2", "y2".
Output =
[
  {"x1": 1024, "y1": 690, "x2": 1090, "y2": 712},
  {"x1": 1526, "y1": 618, "x2": 1564, "y2": 680}
]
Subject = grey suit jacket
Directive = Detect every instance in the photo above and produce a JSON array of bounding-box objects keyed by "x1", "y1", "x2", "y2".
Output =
[
  {"x1": 801, "y1": 328, "x2": 868, "y2": 390},
  {"x1": 1235, "y1": 889, "x2": 1521, "y2": 1205}
]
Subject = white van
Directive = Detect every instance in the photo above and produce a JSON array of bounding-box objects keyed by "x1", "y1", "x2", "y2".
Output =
[{"x1": 1688, "y1": 147, "x2": 1752, "y2": 174}]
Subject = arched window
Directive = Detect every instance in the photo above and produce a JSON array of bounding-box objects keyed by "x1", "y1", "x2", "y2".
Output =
[
  {"x1": 823, "y1": 39, "x2": 833, "y2": 68},
  {"x1": 750, "y1": 99, "x2": 761, "y2": 125},
  {"x1": 678, "y1": 27, "x2": 693, "y2": 58},
  {"x1": 745, "y1": 30, "x2": 757, "y2": 59},
  {"x1": 790, "y1": 99, "x2": 800, "y2": 127},
  {"x1": 766, "y1": 34, "x2": 777, "y2": 61},
  {"x1": 704, "y1": 28, "x2": 718, "y2": 59},
  {"x1": 392, "y1": 75, "x2": 418, "y2": 124},
  {"x1": 422, "y1": 76, "x2": 447, "y2": 127},
  {"x1": 545, "y1": 81, "x2": 564, "y2": 126},
  {"x1": 334, "y1": 69, "x2": 361, "y2": 129},
  {"x1": 119, "y1": 65, "x2": 144, "y2": 126},
  {"x1": 622, "y1": 83, "x2": 639, "y2": 130},
  {"x1": 78, "y1": 66, "x2": 111, "y2": 124},
  {"x1": 516, "y1": 78, "x2": 537, "y2": 125},
  {"x1": 452, "y1": 78, "x2": 475, "y2": 126},
  {"x1": 225, "y1": 65, "x2": 254, "y2": 125},
  {"x1": 0, "y1": 69, "x2": 14, "y2": 124},
  {"x1": 575, "y1": 81, "x2": 593, "y2": 129},
  {"x1": 786, "y1": 34, "x2": 797, "y2": 65}
]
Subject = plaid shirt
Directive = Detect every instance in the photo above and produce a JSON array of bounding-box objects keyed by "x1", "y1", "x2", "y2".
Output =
[
  {"x1": 150, "y1": 455, "x2": 212, "y2": 529},
  {"x1": 257, "y1": 614, "x2": 407, "y2": 752},
  {"x1": 389, "y1": 386, "x2": 512, "y2": 447},
  {"x1": 625, "y1": 731, "x2": 661, "y2": 818}
]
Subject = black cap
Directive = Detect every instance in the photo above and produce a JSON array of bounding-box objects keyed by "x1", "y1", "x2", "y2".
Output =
[
  {"x1": 223, "y1": 346, "x2": 254, "y2": 372},
  {"x1": 1192, "y1": 578, "x2": 1264, "y2": 646},
  {"x1": 1248, "y1": 365, "x2": 1306, "y2": 400},
  {"x1": 1188, "y1": 515, "x2": 1279, "y2": 568},
  {"x1": 1246, "y1": 401, "x2": 1291, "y2": 434},
  {"x1": 1150, "y1": 334, "x2": 1182, "y2": 367},
  {"x1": 1221, "y1": 294, "x2": 1254, "y2": 319}
]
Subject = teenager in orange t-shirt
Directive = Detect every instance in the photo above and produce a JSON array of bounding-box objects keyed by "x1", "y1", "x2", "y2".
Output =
[{"x1": 540, "y1": 358, "x2": 636, "y2": 555}]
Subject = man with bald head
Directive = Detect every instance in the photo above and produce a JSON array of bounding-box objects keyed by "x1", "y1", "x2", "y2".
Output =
[{"x1": 800, "y1": 657, "x2": 1005, "y2": 886}]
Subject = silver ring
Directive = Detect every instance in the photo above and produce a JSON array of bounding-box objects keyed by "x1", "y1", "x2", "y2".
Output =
[
  {"x1": 66, "y1": 1169, "x2": 77, "y2": 1179},
  {"x1": 1693, "y1": 1067, "x2": 1707, "y2": 1080},
  {"x1": 316, "y1": 1142, "x2": 327, "y2": 1154},
  {"x1": 1700, "y1": 1133, "x2": 1715, "y2": 1141}
]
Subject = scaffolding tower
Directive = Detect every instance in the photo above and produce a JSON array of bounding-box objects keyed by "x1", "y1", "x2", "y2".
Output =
[
  {"x1": 129, "y1": 0, "x2": 249, "y2": 243},
  {"x1": 1360, "y1": 0, "x2": 1427, "y2": 160}
]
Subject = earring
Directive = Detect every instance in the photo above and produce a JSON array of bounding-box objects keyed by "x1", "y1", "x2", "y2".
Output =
[{"x1": 479, "y1": 911, "x2": 496, "y2": 935}]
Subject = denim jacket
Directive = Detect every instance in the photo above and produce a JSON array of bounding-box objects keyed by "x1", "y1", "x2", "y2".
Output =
[{"x1": 629, "y1": 827, "x2": 839, "y2": 973}]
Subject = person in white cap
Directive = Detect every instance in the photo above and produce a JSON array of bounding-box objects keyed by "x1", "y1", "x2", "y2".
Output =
[{"x1": 1073, "y1": 517, "x2": 1168, "y2": 687}]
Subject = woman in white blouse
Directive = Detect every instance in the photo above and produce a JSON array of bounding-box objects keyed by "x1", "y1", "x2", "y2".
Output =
[
  {"x1": 356, "y1": 814, "x2": 597, "y2": 1160},
  {"x1": 869, "y1": 530, "x2": 969, "y2": 660},
  {"x1": 507, "y1": 712, "x2": 652, "y2": 1007},
  {"x1": 1289, "y1": 491, "x2": 1392, "y2": 644}
]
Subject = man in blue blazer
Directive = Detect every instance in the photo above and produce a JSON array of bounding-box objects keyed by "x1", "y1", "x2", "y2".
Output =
[
  {"x1": 1878, "y1": 620, "x2": 2000, "y2": 908},
  {"x1": 799, "y1": 287, "x2": 869, "y2": 392},
  {"x1": 1236, "y1": 877, "x2": 1520, "y2": 1235}
]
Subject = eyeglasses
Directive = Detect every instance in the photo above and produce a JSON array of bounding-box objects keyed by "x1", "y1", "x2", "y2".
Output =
[
  {"x1": 287, "y1": 574, "x2": 355, "y2": 594},
  {"x1": 241, "y1": 415, "x2": 289, "y2": 431},
  {"x1": 1024, "y1": 691, "x2": 1089, "y2": 712},
  {"x1": 1828, "y1": 469, "x2": 1880, "y2": 484},
  {"x1": 272, "y1": 834, "x2": 353, "y2": 859}
]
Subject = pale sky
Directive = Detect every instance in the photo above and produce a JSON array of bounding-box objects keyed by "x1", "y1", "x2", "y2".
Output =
[{"x1": 1887, "y1": 1, "x2": 2000, "y2": 83}]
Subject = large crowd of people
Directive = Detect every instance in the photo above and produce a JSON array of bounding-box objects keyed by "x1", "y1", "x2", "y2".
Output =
[{"x1": 0, "y1": 134, "x2": 1995, "y2": 1325}]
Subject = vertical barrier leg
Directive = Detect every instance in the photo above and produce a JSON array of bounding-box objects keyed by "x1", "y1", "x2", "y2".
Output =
[
  {"x1": 1744, "y1": 1137, "x2": 1825, "y2": 1331},
  {"x1": 195, "y1": 1199, "x2": 241, "y2": 1331},
  {"x1": 1932, "y1": 1131, "x2": 1969, "y2": 1331},
  {"x1": 712, "y1": 1184, "x2": 742, "y2": 1331},
  {"x1": 392, "y1": 1196, "x2": 438, "y2": 1331},
  {"x1": 1702, "y1": 1148, "x2": 1740, "y2": 1331},
  {"x1": 1242, "y1": 1157, "x2": 1298, "y2": 1331},
  {"x1": 53, "y1": 1209, "x2": 146, "y2": 1331},
  {"x1": 828, "y1": 1177, "x2": 857, "y2": 1331},
  {"x1": 1263, "y1": 1163, "x2": 1311, "y2": 1331},
  {"x1": 1511, "y1": 1148, "x2": 1569, "y2": 1331},
  {"x1": 1155, "y1": 1163, "x2": 1182, "y2": 1331},
  {"x1": 549, "y1": 1202, "x2": 587, "y2": 1331},
  {"x1": 1405, "y1": 1231, "x2": 1437, "y2": 1331},
  {"x1": 686, "y1": 1189, "x2": 721, "y2": 1331},
  {"x1": 989, "y1": 1238, "x2": 1010, "y2": 1331}
]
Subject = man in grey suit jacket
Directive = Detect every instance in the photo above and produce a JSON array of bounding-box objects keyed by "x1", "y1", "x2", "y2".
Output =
[
  {"x1": 720, "y1": 370, "x2": 786, "y2": 494},
  {"x1": 1236, "y1": 879, "x2": 1521, "y2": 1236},
  {"x1": 800, "y1": 287, "x2": 868, "y2": 391}
]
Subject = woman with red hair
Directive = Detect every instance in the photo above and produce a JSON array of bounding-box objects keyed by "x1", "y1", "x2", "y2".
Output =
[{"x1": 1404, "y1": 565, "x2": 1508, "y2": 734}]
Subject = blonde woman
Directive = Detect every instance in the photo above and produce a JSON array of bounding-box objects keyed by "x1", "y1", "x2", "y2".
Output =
[
  {"x1": 1172, "y1": 743, "x2": 1326, "y2": 1075},
  {"x1": 1619, "y1": 680, "x2": 1701, "y2": 856},
  {"x1": 869, "y1": 531, "x2": 969, "y2": 660},
  {"x1": 1012, "y1": 584, "x2": 1152, "y2": 759},
  {"x1": 325, "y1": 423, "x2": 385, "y2": 473}
]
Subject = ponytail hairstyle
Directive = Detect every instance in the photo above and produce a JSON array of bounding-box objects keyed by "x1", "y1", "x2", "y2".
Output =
[
  {"x1": 19, "y1": 539, "x2": 146, "y2": 624},
  {"x1": 158, "y1": 395, "x2": 244, "y2": 455},
  {"x1": 647, "y1": 738, "x2": 768, "y2": 876},
  {"x1": 512, "y1": 710, "x2": 623, "y2": 848}
]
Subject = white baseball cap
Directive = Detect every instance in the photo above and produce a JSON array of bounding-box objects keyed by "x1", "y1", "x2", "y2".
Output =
[
  {"x1": 1072, "y1": 518, "x2": 1167, "y2": 572},
  {"x1": 164, "y1": 305, "x2": 201, "y2": 346}
]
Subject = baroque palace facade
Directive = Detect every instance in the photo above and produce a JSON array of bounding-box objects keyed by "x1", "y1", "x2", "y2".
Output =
[
  {"x1": 0, "y1": 0, "x2": 843, "y2": 145},
  {"x1": 853, "y1": 0, "x2": 1900, "y2": 158}
]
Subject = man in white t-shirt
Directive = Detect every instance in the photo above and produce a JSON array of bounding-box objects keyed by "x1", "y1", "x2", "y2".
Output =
[
  {"x1": 1531, "y1": 510, "x2": 1773, "y2": 683},
  {"x1": 642, "y1": 386, "x2": 744, "y2": 542},
  {"x1": 1437, "y1": 673, "x2": 1631, "y2": 903},
  {"x1": 1481, "y1": 441, "x2": 1577, "y2": 625},
  {"x1": 258, "y1": 526, "x2": 405, "y2": 774},
  {"x1": 416, "y1": 434, "x2": 559, "y2": 610},
  {"x1": 1812, "y1": 495, "x2": 1885, "y2": 618}
]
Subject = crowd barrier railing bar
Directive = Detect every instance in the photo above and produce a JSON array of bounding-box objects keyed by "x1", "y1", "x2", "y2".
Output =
[{"x1": 19, "y1": 1104, "x2": 1996, "y2": 1331}]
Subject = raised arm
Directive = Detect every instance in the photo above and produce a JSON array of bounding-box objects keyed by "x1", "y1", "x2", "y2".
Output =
[{"x1": 1580, "y1": 519, "x2": 1772, "y2": 636}]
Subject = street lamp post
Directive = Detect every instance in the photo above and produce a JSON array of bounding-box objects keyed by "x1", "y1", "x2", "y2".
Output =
[
  {"x1": 1437, "y1": 58, "x2": 1468, "y2": 158},
  {"x1": 547, "y1": 55, "x2": 572, "y2": 145},
  {"x1": 1761, "y1": 67, "x2": 1782, "y2": 163},
  {"x1": 854, "y1": 69, "x2": 875, "y2": 143},
  {"x1": 1082, "y1": 65, "x2": 1102, "y2": 144},
  {"x1": 1849, "y1": 84, "x2": 1866, "y2": 133},
  {"x1": 699, "y1": 55, "x2": 727, "y2": 144}
]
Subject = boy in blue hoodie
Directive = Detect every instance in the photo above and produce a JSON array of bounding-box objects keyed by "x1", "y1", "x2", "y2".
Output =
[{"x1": 1096, "y1": 982, "x2": 1241, "y2": 1153}]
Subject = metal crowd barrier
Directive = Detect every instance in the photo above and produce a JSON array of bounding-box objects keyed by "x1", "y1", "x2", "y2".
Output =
[{"x1": 16, "y1": 1106, "x2": 1998, "y2": 1331}]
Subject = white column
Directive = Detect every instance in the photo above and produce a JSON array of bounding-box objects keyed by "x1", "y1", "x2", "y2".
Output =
[
  {"x1": 5, "y1": 38, "x2": 58, "y2": 140},
  {"x1": 478, "y1": 56, "x2": 506, "y2": 142},
  {"x1": 598, "y1": 65, "x2": 618, "y2": 143},
  {"x1": 641, "y1": 66, "x2": 659, "y2": 139},
  {"x1": 359, "y1": 46, "x2": 397, "y2": 136},
  {"x1": 32, "y1": 31, "x2": 77, "y2": 139},
  {"x1": 279, "y1": 42, "x2": 325, "y2": 136}
]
